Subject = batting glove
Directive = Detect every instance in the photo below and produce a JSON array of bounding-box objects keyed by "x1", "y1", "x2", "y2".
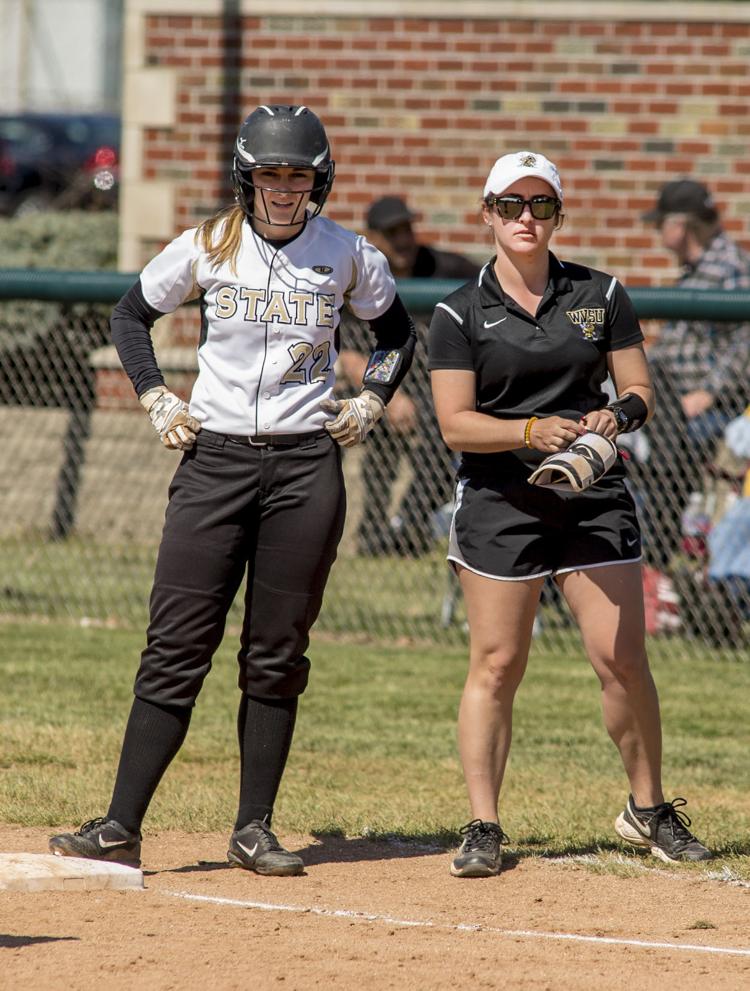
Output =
[
  {"x1": 139, "y1": 385, "x2": 201, "y2": 451},
  {"x1": 319, "y1": 389, "x2": 385, "y2": 447}
]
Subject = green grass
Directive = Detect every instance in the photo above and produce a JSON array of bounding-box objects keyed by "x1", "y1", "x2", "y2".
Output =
[
  {"x1": 1, "y1": 619, "x2": 748, "y2": 878},
  {"x1": 4, "y1": 536, "x2": 746, "y2": 664}
]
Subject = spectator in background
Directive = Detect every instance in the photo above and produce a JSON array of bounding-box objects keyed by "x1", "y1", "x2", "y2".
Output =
[
  {"x1": 637, "y1": 179, "x2": 750, "y2": 565},
  {"x1": 707, "y1": 406, "x2": 750, "y2": 624},
  {"x1": 338, "y1": 196, "x2": 479, "y2": 555},
  {"x1": 362, "y1": 196, "x2": 482, "y2": 281}
]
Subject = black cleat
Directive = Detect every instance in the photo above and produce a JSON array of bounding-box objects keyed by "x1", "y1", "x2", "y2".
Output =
[
  {"x1": 49, "y1": 817, "x2": 142, "y2": 867},
  {"x1": 228, "y1": 820, "x2": 304, "y2": 876},
  {"x1": 615, "y1": 795, "x2": 712, "y2": 863},
  {"x1": 450, "y1": 819, "x2": 509, "y2": 878}
]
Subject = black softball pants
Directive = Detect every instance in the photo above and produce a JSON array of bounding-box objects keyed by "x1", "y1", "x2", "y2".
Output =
[{"x1": 133, "y1": 429, "x2": 346, "y2": 706}]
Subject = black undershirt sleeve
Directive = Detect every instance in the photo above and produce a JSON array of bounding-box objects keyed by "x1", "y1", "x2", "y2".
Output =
[
  {"x1": 110, "y1": 279, "x2": 167, "y2": 398},
  {"x1": 360, "y1": 293, "x2": 417, "y2": 405}
]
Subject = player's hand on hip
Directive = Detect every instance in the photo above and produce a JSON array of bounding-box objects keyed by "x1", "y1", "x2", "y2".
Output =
[
  {"x1": 139, "y1": 385, "x2": 202, "y2": 450},
  {"x1": 320, "y1": 389, "x2": 385, "y2": 447},
  {"x1": 528, "y1": 415, "x2": 586, "y2": 453}
]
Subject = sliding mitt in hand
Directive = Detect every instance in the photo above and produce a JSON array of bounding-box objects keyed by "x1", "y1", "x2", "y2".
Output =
[{"x1": 527, "y1": 431, "x2": 617, "y2": 493}]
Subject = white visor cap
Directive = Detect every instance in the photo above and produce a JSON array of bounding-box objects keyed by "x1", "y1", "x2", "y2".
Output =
[{"x1": 483, "y1": 151, "x2": 563, "y2": 202}]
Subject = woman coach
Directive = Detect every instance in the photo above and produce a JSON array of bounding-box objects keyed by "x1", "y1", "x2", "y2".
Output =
[{"x1": 428, "y1": 150, "x2": 711, "y2": 878}]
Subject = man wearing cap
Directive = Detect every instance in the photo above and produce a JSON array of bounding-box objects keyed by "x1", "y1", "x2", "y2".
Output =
[
  {"x1": 639, "y1": 179, "x2": 750, "y2": 563},
  {"x1": 338, "y1": 196, "x2": 479, "y2": 556},
  {"x1": 364, "y1": 196, "x2": 480, "y2": 280}
]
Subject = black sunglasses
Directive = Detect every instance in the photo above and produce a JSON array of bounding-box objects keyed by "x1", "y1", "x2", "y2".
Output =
[{"x1": 487, "y1": 194, "x2": 561, "y2": 221}]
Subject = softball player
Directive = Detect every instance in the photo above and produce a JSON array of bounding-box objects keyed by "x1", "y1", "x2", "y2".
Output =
[
  {"x1": 49, "y1": 105, "x2": 415, "y2": 875},
  {"x1": 428, "y1": 151, "x2": 711, "y2": 877}
]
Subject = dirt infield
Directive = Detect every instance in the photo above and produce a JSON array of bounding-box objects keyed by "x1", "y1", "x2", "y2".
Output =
[{"x1": 2, "y1": 825, "x2": 749, "y2": 990}]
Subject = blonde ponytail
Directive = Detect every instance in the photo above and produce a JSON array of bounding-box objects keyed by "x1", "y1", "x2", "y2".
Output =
[{"x1": 195, "y1": 205, "x2": 246, "y2": 273}]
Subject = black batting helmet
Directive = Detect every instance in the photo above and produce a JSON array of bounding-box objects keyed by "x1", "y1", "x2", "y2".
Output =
[{"x1": 231, "y1": 105, "x2": 335, "y2": 220}]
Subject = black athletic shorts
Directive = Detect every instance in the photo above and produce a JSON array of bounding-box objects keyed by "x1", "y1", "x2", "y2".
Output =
[{"x1": 448, "y1": 467, "x2": 642, "y2": 581}]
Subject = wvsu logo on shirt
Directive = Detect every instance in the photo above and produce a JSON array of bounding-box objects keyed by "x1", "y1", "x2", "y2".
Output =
[{"x1": 565, "y1": 307, "x2": 605, "y2": 341}]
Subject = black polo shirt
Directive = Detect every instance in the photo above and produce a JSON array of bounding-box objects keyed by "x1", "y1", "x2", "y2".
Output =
[{"x1": 427, "y1": 252, "x2": 643, "y2": 472}]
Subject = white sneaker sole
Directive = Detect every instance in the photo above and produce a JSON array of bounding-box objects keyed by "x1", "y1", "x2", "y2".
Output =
[
  {"x1": 614, "y1": 812, "x2": 679, "y2": 864},
  {"x1": 227, "y1": 849, "x2": 304, "y2": 876},
  {"x1": 450, "y1": 859, "x2": 502, "y2": 878}
]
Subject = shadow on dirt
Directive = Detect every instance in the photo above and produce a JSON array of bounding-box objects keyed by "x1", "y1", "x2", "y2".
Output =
[
  {"x1": 146, "y1": 861, "x2": 230, "y2": 876},
  {"x1": 299, "y1": 832, "x2": 447, "y2": 866},
  {"x1": 0, "y1": 934, "x2": 79, "y2": 948},
  {"x1": 149, "y1": 838, "x2": 448, "y2": 876},
  {"x1": 295, "y1": 833, "x2": 523, "y2": 872}
]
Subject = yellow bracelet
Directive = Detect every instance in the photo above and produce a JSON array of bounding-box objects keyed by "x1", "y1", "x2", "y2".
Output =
[{"x1": 524, "y1": 416, "x2": 538, "y2": 449}]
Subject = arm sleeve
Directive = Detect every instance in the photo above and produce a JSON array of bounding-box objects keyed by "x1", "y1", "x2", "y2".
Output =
[
  {"x1": 427, "y1": 301, "x2": 474, "y2": 370},
  {"x1": 360, "y1": 294, "x2": 417, "y2": 405},
  {"x1": 607, "y1": 278, "x2": 644, "y2": 351},
  {"x1": 110, "y1": 279, "x2": 168, "y2": 398}
]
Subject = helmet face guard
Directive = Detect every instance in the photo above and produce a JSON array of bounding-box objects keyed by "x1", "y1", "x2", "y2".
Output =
[
  {"x1": 231, "y1": 105, "x2": 335, "y2": 225},
  {"x1": 232, "y1": 161, "x2": 335, "y2": 226}
]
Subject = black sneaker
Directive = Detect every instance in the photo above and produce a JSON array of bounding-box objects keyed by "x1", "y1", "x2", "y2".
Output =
[
  {"x1": 228, "y1": 820, "x2": 304, "y2": 876},
  {"x1": 615, "y1": 796, "x2": 712, "y2": 863},
  {"x1": 49, "y1": 817, "x2": 142, "y2": 867},
  {"x1": 450, "y1": 819, "x2": 508, "y2": 878}
]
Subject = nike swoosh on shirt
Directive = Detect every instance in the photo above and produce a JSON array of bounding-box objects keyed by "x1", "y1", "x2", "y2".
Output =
[
  {"x1": 98, "y1": 835, "x2": 131, "y2": 849},
  {"x1": 483, "y1": 318, "x2": 507, "y2": 328},
  {"x1": 237, "y1": 841, "x2": 259, "y2": 858}
]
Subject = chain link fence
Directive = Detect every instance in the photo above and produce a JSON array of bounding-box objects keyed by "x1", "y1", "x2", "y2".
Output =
[{"x1": 1, "y1": 271, "x2": 748, "y2": 659}]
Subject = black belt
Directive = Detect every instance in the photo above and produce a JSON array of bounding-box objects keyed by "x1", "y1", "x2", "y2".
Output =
[{"x1": 203, "y1": 428, "x2": 329, "y2": 449}]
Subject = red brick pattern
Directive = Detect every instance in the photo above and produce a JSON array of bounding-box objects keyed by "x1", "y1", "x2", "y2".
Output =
[{"x1": 139, "y1": 13, "x2": 750, "y2": 287}]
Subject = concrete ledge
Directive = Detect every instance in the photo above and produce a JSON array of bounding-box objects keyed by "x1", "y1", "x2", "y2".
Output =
[
  {"x1": 0, "y1": 853, "x2": 144, "y2": 892},
  {"x1": 127, "y1": 0, "x2": 750, "y2": 22}
]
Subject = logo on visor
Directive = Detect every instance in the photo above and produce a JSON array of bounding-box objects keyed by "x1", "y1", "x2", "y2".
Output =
[
  {"x1": 520, "y1": 154, "x2": 537, "y2": 167},
  {"x1": 312, "y1": 265, "x2": 333, "y2": 274}
]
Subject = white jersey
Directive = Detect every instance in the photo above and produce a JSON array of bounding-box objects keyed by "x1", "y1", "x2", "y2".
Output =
[{"x1": 139, "y1": 215, "x2": 396, "y2": 435}]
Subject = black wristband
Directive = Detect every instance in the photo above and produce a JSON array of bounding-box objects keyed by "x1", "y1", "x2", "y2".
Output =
[{"x1": 605, "y1": 392, "x2": 648, "y2": 433}]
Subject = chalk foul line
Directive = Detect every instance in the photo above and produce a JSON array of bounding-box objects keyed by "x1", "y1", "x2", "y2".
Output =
[{"x1": 166, "y1": 891, "x2": 750, "y2": 958}]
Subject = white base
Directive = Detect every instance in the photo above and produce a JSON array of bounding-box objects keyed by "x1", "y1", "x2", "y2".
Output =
[{"x1": 0, "y1": 853, "x2": 144, "y2": 892}]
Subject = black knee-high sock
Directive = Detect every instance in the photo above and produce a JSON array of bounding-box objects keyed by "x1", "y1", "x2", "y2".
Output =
[
  {"x1": 235, "y1": 693, "x2": 298, "y2": 830},
  {"x1": 107, "y1": 697, "x2": 192, "y2": 833}
]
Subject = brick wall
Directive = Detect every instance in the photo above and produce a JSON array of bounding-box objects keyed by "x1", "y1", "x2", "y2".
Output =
[{"x1": 133, "y1": 8, "x2": 750, "y2": 291}]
